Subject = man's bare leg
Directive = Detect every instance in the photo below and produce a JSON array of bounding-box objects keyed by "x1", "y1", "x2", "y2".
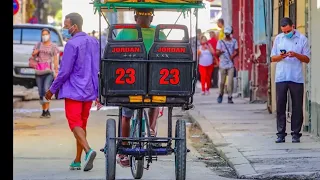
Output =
[
  {"x1": 121, "y1": 116, "x2": 131, "y2": 139},
  {"x1": 73, "y1": 127, "x2": 90, "y2": 153},
  {"x1": 149, "y1": 108, "x2": 160, "y2": 135},
  {"x1": 75, "y1": 130, "x2": 86, "y2": 162}
]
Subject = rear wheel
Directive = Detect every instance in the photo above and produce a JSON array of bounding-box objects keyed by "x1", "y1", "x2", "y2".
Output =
[
  {"x1": 105, "y1": 119, "x2": 116, "y2": 180},
  {"x1": 130, "y1": 109, "x2": 144, "y2": 179},
  {"x1": 174, "y1": 119, "x2": 187, "y2": 180}
]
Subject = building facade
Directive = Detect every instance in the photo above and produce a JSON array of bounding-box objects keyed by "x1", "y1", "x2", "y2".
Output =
[
  {"x1": 310, "y1": 0, "x2": 320, "y2": 136},
  {"x1": 230, "y1": 0, "x2": 268, "y2": 101}
]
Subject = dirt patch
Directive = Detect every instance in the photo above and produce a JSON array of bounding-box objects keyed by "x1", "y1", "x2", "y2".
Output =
[
  {"x1": 14, "y1": 117, "x2": 54, "y2": 130},
  {"x1": 188, "y1": 123, "x2": 238, "y2": 179}
]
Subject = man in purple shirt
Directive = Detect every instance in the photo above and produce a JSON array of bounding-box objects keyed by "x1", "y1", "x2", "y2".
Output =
[{"x1": 45, "y1": 13, "x2": 99, "y2": 172}]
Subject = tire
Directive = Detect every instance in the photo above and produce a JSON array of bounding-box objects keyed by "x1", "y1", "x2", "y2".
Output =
[
  {"x1": 105, "y1": 119, "x2": 116, "y2": 180},
  {"x1": 175, "y1": 119, "x2": 187, "y2": 180},
  {"x1": 130, "y1": 110, "x2": 144, "y2": 179}
]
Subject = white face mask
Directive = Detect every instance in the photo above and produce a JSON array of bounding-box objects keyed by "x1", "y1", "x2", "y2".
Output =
[{"x1": 42, "y1": 35, "x2": 50, "y2": 42}]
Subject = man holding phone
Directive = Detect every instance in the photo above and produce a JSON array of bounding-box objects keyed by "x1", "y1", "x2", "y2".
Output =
[{"x1": 271, "y1": 17, "x2": 310, "y2": 143}]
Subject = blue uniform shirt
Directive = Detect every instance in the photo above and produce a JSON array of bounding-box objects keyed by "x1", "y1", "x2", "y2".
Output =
[{"x1": 271, "y1": 30, "x2": 310, "y2": 84}]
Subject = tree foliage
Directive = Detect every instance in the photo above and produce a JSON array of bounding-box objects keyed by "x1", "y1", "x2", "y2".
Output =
[
  {"x1": 48, "y1": 0, "x2": 62, "y2": 16},
  {"x1": 55, "y1": 9, "x2": 63, "y2": 23}
]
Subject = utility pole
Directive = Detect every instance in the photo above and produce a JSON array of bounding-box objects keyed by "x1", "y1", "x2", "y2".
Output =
[{"x1": 265, "y1": 0, "x2": 273, "y2": 113}]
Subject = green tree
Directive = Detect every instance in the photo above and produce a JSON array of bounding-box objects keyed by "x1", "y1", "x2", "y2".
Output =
[
  {"x1": 48, "y1": 0, "x2": 62, "y2": 16},
  {"x1": 55, "y1": 9, "x2": 62, "y2": 24}
]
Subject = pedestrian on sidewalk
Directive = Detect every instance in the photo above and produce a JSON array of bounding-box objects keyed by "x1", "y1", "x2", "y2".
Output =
[
  {"x1": 191, "y1": 29, "x2": 202, "y2": 81},
  {"x1": 216, "y1": 25, "x2": 239, "y2": 104},
  {"x1": 197, "y1": 35, "x2": 215, "y2": 95},
  {"x1": 217, "y1": 18, "x2": 225, "y2": 41},
  {"x1": 208, "y1": 29, "x2": 219, "y2": 88},
  {"x1": 271, "y1": 17, "x2": 310, "y2": 143},
  {"x1": 44, "y1": 13, "x2": 99, "y2": 171},
  {"x1": 28, "y1": 28, "x2": 59, "y2": 118}
]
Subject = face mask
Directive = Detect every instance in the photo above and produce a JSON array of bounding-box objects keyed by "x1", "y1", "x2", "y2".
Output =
[
  {"x1": 62, "y1": 25, "x2": 75, "y2": 39},
  {"x1": 284, "y1": 30, "x2": 294, "y2": 38},
  {"x1": 62, "y1": 29, "x2": 71, "y2": 39},
  {"x1": 201, "y1": 42, "x2": 207, "y2": 45},
  {"x1": 42, "y1": 35, "x2": 50, "y2": 42}
]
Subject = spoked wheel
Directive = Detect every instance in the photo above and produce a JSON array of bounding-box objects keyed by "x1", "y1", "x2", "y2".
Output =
[
  {"x1": 130, "y1": 109, "x2": 145, "y2": 179},
  {"x1": 174, "y1": 119, "x2": 187, "y2": 180},
  {"x1": 105, "y1": 119, "x2": 116, "y2": 180}
]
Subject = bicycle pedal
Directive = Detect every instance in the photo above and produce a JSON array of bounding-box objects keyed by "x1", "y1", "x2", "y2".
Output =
[{"x1": 100, "y1": 148, "x2": 104, "y2": 152}]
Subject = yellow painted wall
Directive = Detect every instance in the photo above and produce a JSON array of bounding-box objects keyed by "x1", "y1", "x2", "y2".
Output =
[{"x1": 271, "y1": 0, "x2": 307, "y2": 126}]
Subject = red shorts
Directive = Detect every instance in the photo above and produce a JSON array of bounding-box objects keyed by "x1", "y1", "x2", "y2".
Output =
[{"x1": 65, "y1": 98, "x2": 92, "y2": 131}]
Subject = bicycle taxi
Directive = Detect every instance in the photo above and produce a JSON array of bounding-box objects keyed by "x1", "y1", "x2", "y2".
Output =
[{"x1": 92, "y1": 0, "x2": 204, "y2": 179}]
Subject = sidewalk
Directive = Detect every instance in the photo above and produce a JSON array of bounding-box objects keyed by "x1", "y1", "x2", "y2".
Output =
[{"x1": 188, "y1": 89, "x2": 320, "y2": 179}]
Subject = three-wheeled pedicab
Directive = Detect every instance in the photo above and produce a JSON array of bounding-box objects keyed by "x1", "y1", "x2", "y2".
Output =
[{"x1": 92, "y1": 0, "x2": 204, "y2": 179}]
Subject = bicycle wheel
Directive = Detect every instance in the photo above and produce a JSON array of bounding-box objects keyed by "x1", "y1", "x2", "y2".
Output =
[
  {"x1": 175, "y1": 119, "x2": 187, "y2": 180},
  {"x1": 130, "y1": 109, "x2": 144, "y2": 179},
  {"x1": 105, "y1": 119, "x2": 116, "y2": 180}
]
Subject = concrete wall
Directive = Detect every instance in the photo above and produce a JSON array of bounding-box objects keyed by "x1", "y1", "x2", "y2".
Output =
[{"x1": 310, "y1": 0, "x2": 320, "y2": 136}]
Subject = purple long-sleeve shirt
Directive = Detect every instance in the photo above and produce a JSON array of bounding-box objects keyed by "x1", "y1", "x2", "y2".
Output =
[{"x1": 49, "y1": 32, "x2": 99, "y2": 101}]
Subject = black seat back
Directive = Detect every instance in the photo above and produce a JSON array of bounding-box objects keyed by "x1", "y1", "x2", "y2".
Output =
[
  {"x1": 100, "y1": 24, "x2": 148, "y2": 97},
  {"x1": 148, "y1": 24, "x2": 194, "y2": 96}
]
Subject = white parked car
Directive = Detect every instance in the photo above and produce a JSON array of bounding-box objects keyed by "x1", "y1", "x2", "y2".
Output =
[{"x1": 13, "y1": 24, "x2": 65, "y2": 88}]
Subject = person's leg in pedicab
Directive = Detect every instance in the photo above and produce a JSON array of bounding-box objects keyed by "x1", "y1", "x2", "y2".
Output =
[
  {"x1": 118, "y1": 107, "x2": 159, "y2": 167},
  {"x1": 148, "y1": 108, "x2": 159, "y2": 136}
]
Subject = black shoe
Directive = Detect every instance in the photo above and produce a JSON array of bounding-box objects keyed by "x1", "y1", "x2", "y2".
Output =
[
  {"x1": 275, "y1": 137, "x2": 285, "y2": 143},
  {"x1": 228, "y1": 97, "x2": 234, "y2": 104},
  {"x1": 45, "y1": 110, "x2": 51, "y2": 118},
  {"x1": 292, "y1": 136, "x2": 300, "y2": 143},
  {"x1": 40, "y1": 110, "x2": 46, "y2": 118},
  {"x1": 217, "y1": 94, "x2": 223, "y2": 103}
]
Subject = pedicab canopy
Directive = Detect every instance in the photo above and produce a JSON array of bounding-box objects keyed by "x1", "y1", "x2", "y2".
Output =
[{"x1": 93, "y1": 0, "x2": 205, "y2": 12}]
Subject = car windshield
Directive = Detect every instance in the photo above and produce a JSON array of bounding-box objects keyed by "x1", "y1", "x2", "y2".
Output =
[{"x1": 13, "y1": 27, "x2": 63, "y2": 46}]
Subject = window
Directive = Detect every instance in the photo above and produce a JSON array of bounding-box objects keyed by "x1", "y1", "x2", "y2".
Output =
[
  {"x1": 278, "y1": 0, "x2": 285, "y2": 34},
  {"x1": 289, "y1": 0, "x2": 297, "y2": 27},
  {"x1": 13, "y1": 28, "x2": 21, "y2": 44},
  {"x1": 21, "y1": 28, "x2": 42, "y2": 45},
  {"x1": 163, "y1": 29, "x2": 186, "y2": 41},
  {"x1": 20, "y1": 28, "x2": 62, "y2": 46},
  {"x1": 50, "y1": 31, "x2": 62, "y2": 46},
  {"x1": 210, "y1": 6, "x2": 222, "y2": 21}
]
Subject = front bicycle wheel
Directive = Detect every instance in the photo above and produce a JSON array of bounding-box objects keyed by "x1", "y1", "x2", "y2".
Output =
[
  {"x1": 175, "y1": 119, "x2": 187, "y2": 180},
  {"x1": 130, "y1": 109, "x2": 144, "y2": 179}
]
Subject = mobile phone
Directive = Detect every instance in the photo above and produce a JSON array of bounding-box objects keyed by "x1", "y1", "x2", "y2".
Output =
[{"x1": 280, "y1": 49, "x2": 287, "y2": 54}]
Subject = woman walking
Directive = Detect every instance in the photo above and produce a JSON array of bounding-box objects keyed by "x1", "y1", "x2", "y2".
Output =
[
  {"x1": 198, "y1": 36, "x2": 215, "y2": 95},
  {"x1": 29, "y1": 28, "x2": 59, "y2": 118}
]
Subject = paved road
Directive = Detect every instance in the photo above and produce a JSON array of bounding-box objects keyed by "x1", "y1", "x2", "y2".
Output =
[{"x1": 14, "y1": 100, "x2": 237, "y2": 180}]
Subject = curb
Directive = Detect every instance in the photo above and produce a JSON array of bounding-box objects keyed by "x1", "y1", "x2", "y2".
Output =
[
  {"x1": 187, "y1": 109, "x2": 259, "y2": 179},
  {"x1": 187, "y1": 109, "x2": 320, "y2": 180}
]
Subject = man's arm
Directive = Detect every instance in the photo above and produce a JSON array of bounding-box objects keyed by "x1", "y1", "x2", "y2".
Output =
[
  {"x1": 230, "y1": 39, "x2": 239, "y2": 60},
  {"x1": 49, "y1": 43, "x2": 76, "y2": 94},
  {"x1": 271, "y1": 36, "x2": 285, "y2": 62},
  {"x1": 288, "y1": 37, "x2": 310, "y2": 63},
  {"x1": 215, "y1": 40, "x2": 223, "y2": 57}
]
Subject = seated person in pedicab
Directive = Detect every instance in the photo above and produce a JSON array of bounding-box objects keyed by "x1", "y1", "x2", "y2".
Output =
[{"x1": 115, "y1": 8, "x2": 167, "y2": 168}]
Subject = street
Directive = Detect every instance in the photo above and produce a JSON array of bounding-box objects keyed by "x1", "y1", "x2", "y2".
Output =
[{"x1": 13, "y1": 99, "x2": 238, "y2": 180}]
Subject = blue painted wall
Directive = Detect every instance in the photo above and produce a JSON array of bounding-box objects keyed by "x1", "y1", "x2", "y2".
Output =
[{"x1": 253, "y1": 0, "x2": 266, "y2": 45}]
